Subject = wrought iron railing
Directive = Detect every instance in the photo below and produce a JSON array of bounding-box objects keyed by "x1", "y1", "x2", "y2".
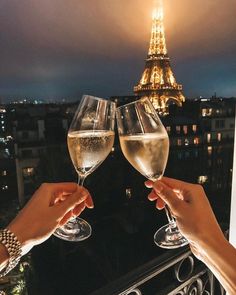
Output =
[{"x1": 90, "y1": 247, "x2": 225, "y2": 295}]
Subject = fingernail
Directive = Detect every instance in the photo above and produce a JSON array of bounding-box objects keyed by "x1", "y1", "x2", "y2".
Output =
[
  {"x1": 147, "y1": 193, "x2": 152, "y2": 200},
  {"x1": 86, "y1": 203, "x2": 94, "y2": 209},
  {"x1": 145, "y1": 181, "x2": 153, "y2": 188}
]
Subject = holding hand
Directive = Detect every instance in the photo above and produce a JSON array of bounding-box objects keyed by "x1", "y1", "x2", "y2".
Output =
[
  {"x1": 145, "y1": 177, "x2": 236, "y2": 294},
  {"x1": 7, "y1": 183, "x2": 93, "y2": 255},
  {"x1": 145, "y1": 177, "x2": 224, "y2": 259}
]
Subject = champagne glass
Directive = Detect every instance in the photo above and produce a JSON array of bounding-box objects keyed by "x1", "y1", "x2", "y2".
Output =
[
  {"x1": 116, "y1": 97, "x2": 188, "y2": 249},
  {"x1": 54, "y1": 95, "x2": 116, "y2": 241}
]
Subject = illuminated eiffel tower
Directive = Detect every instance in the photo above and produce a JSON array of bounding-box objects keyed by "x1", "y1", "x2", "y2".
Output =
[{"x1": 134, "y1": 0, "x2": 185, "y2": 115}]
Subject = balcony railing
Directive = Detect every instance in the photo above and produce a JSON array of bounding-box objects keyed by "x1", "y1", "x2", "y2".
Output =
[{"x1": 90, "y1": 247, "x2": 225, "y2": 295}]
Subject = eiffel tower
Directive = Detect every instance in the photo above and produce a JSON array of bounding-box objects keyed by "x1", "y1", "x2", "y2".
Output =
[{"x1": 134, "y1": 0, "x2": 185, "y2": 115}]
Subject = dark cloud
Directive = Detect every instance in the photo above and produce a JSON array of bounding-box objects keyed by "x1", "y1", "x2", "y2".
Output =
[{"x1": 0, "y1": 0, "x2": 235, "y2": 100}]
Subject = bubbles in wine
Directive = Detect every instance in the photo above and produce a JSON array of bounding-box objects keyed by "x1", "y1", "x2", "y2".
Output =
[
  {"x1": 68, "y1": 130, "x2": 115, "y2": 177},
  {"x1": 119, "y1": 133, "x2": 169, "y2": 180}
]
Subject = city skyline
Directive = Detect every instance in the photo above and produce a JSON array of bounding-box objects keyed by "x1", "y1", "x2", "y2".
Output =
[{"x1": 0, "y1": 0, "x2": 236, "y2": 101}]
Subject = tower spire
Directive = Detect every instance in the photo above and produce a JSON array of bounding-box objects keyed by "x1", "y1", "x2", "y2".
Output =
[
  {"x1": 134, "y1": 0, "x2": 185, "y2": 115},
  {"x1": 148, "y1": 0, "x2": 167, "y2": 56}
]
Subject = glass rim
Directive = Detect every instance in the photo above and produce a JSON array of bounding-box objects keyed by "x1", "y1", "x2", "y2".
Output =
[
  {"x1": 116, "y1": 97, "x2": 153, "y2": 111},
  {"x1": 82, "y1": 94, "x2": 116, "y2": 106}
]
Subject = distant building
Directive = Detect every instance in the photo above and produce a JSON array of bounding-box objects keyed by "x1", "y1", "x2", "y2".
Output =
[
  {"x1": 110, "y1": 96, "x2": 235, "y2": 212},
  {"x1": 0, "y1": 97, "x2": 235, "y2": 224},
  {"x1": 0, "y1": 106, "x2": 17, "y2": 201},
  {"x1": 4, "y1": 103, "x2": 77, "y2": 205}
]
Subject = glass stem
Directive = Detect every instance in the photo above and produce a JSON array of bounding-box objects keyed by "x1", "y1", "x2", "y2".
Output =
[
  {"x1": 78, "y1": 174, "x2": 86, "y2": 186},
  {"x1": 70, "y1": 175, "x2": 86, "y2": 222},
  {"x1": 165, "y1": 206, "x2": 177, "y2": 231}
]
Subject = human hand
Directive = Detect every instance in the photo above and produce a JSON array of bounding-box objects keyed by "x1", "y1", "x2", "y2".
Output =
[
  {"x1": 7, "y1": 183, "x2": 93, "y2": 255},
  {"x1": 145, "y1": 177, "x2": 225, "y2": 259}
]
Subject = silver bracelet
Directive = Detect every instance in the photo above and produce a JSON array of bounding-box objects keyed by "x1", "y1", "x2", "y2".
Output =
[{"x1": 0, "y1": 229, "x2": 22, "y2": 277}]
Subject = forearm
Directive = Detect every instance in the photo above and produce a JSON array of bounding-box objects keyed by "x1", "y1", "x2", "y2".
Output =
[{"x1": 199, "y1": 236, "x2": 236, "y2": 295}]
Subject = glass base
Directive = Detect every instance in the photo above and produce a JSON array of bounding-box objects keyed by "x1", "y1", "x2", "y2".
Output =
[
  {"x1": 154, "y1": 223, "x2": 189, "y2": 249},
  {"x1": 53, "y1": 217, "x2": 92, "y2": 242}
]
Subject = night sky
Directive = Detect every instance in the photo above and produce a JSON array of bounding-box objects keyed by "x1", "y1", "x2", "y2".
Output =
[{"x1": 0, "y1": 0, "x2": 236, "y2": 101}]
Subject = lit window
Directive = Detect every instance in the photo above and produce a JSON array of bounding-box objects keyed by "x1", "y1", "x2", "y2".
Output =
[
  {"x1": 126, "y1": 188, "x2": 132, "y2": 199},
  {"x1": 207, "y1": 146, "x2": 212, "y2": 156},
  {"x1": 198, "y1": 175, "x2": 208, "y2": 184},
  {"x1": 176, "y1": 126, "x2": 181, "y2": 134},
  {"x1": 1, "y1": 170, "x2": 7, "y2": 176},
  {"x1": 202, "y1": 108, "x2": 212, "y2": 117},
  {"x1": 6, "y1": 135, "x2": 13, "y2": 141},
  {"x1": 166, "y1": 126, "x2": 171, "y2": 133},
  {"x1": 183, "y1": 126, "x2": 188, "y2": 135},
  {"x1": 1, "y1": 185, "x2": 8, "y2": 191},
  {"x1": 217, "y1": 133, "x2": 222, "y2": 142},
  {"x1": 4, "y1": 149, "x2": 10, "y2": 156},
  {"x1": 194, "y1": 137, "x2": 200, "y2": 145},
  {"x1": 23, "y1": 167, "x2": 35, "y2": 177},
  {"x1": 111, "y1": 147, "x2": 115, "y2": 152},
  {"x1": 184, "y1": 138, "x2": 189, "y2": 146},
  {"x1": 177, "y1": 139, "x2": 182, "y2": 146},
  {"x1": 192, "y1": 125, "x2": 197, "y2": 133},
  {"x1": 202, "y1": 109, "x2": 206, "y2": 117},
  {"x1": 207, "y1": 133, "x2": 211, "y2": 143}
]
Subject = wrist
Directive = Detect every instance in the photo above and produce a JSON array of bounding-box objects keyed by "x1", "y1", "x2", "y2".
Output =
[
  {"x1": 195, "y1": 231, "x2": 227, "y2": 261},
  {"x1": 6, "y1": 223, "x2": 32, "y2": 256},
  {"x1": 0, "y1": 229, "x2": 22, "y2": 277},
  {"x1": 0, "y1": 243, "x2": 10, "y2": 270}
]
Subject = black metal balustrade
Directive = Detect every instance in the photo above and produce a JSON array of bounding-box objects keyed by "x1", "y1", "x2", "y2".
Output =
[{"x1": 91, "y1": 248, "x2": 225, "y2": 295}]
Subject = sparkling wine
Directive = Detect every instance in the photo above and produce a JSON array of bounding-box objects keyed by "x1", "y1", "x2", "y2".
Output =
[
  {"x1": 119, "y1": 133, "x2": 169, "y2": 180},
  {"x1": 68, "y1": 130, "x2": 115, "y2": 176}
]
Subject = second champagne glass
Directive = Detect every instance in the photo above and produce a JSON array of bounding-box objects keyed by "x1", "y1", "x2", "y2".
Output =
[
  {"x1": 116, "y1": 97, "x2": 188, "y2": 249},
  {"x1": 54, "y1": 95, "x2": 116, "y2": 242}
]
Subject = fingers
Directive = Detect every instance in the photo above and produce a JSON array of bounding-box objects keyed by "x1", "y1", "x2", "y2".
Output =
[
  {"x1": 84, "y1": 194, "x2": 94, "y2": 209},
  {"x1": 148, "y1": 190, "x2": 158, "y2": 201},
  {"x1": 59, "y1": 211, "x2": 74, "y2": 226},
  {"x1": 72, "y1": 202, "x2": 86, "y2": 216},
  {"x1": 148, "y1": 190, "x2": 168, "y2": 210},
  {"x1": 145, "y1": 180, "x2": 154, "y2": 188},
  {"x1": 145, "y1": 177, "x2": 191, "y2": 190},
  {"x1": 48, "y1": 182, "x2": 78, "y2": 194},
  {"x1": 155, "y1": 198, "x2": 165, "y2": 210},
  {"x1": 55, "y1": 186, "x2": 92, "y2": 217},
  {"x1": 58, "y1": 200, "x2": 90, "y2": 226},
  {"x1": 151, "y1": 181, "x2": 186, "y2": 215},
  {"x1": 160, "y1": 177, "x2": 191, "y2": 191},
  {"x1": 41, "y1": 182, "x2": 78, "y2": 206}
]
